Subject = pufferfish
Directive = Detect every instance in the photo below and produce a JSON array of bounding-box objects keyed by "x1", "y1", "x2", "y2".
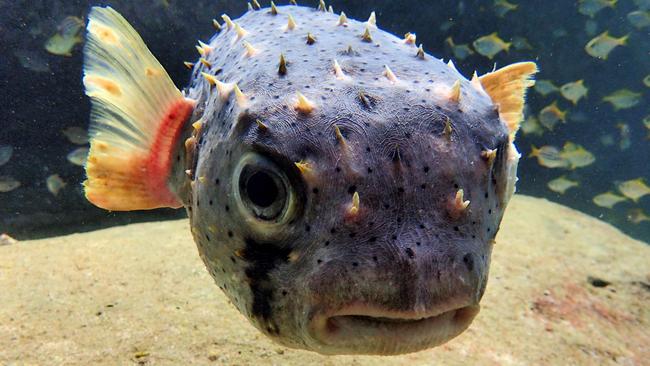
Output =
[{"x1": 82, "y1": 2, "x2": 537, "y2": 356}]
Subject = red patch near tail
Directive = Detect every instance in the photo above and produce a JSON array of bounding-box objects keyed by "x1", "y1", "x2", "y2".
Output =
[{"x1": 85, "y1": 98, "x2": 195, "y2": 211}]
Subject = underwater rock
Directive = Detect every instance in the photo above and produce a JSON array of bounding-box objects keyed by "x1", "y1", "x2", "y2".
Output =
[{"x1": 0, "y1": 195, "x2": 647, "y2": 365}]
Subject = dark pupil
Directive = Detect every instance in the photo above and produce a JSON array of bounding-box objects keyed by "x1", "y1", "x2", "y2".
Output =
[{"x1": 246, "y1": 171, "x2": 279, "y2": 208}]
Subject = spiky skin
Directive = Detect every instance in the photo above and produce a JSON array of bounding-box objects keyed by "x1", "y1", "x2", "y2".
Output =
[{"x1": 175, "y1": 5, "x2": 513, "y2": 355}]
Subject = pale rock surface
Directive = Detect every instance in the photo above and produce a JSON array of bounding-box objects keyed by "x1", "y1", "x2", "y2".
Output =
[{"x1": 1, "y1": 195, "x2": 648, "y2": 365}]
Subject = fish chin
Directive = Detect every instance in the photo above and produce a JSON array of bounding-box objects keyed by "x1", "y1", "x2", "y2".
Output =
[{"x1": 304, "y1": 303, "x2": 480, "y2": 355}]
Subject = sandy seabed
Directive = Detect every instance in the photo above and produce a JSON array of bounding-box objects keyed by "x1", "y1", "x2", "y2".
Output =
[{"x1": 1, "y1": 195, "x2": 648, "y2": 365}]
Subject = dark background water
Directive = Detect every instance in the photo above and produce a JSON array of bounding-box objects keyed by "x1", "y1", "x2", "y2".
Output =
[{"x1": 0, "y1": 0, "x2": 648, "y2": 242}]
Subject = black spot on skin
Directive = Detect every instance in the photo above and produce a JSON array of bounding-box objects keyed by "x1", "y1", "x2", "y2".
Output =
[
  {"x1": 352, "y1": 262, "x2": 358, "y2": 267},
  {"x1": 227, "y1": 230, "x2": 234, "y2": 237},
  {"x1": 463, "y1": 253, "x2": 474, "y2": 272},
  {"x1": 348, "y1": 185, "x2": 357, "y2": 194},
  {"x1": 405, "y1": 248, "x2": 415, "y2": 259},
  {"x1": 242, "y1": 238, "x2": 292, "y2": 322},
  {"x1": 312, "y1": 187, "x2": 319, "y2": 194}
]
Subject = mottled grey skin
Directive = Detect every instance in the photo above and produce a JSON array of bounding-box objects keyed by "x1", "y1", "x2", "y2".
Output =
[{"x1": 173, "y1": 5, "x2": 511, "y2": 355}]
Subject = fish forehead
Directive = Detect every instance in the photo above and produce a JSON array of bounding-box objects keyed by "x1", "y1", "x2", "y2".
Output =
[
  {"x1": 186, "y1": 6, "x2": 507, "y2": 172},
  {"x1": 187, "y1": 6, "x2": 496, "y2": 116}
]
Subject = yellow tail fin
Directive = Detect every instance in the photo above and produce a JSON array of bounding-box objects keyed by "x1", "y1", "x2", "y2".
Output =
[
  {"x1": 479, "y1": 62, "x2": 538, "y2": 138},
  {"x1": 83, "y1": 7, "x2": 195, "y2": 211}
]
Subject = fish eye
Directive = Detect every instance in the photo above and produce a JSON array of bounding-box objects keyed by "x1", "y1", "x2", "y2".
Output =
[{"x1": 235, "y1": 153, "x2": 293, "y2": 223}]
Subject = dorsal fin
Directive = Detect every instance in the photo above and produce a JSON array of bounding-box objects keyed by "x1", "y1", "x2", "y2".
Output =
[
  {"x1": 479, "y1": 62, "x2": 538, "y2": 136},
  {"x1": 83, "y1": 7, "x2": 195, "y2": 210}
]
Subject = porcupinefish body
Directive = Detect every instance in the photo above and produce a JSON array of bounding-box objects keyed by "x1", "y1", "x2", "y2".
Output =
[{"x1": 82, "y1": 4, "x2": 537, "y2": 356}]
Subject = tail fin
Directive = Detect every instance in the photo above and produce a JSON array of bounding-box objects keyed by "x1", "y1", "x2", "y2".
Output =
[
  {"x1": 83, "y1": 7, "x2": 195, "y2": 211},
  {"x1": 479, "y1": 62, "x2": 538, "y2": 138}
]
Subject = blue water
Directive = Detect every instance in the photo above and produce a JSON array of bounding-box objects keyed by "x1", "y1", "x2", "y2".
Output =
[{"x1": 0, "y1": 0, "x2": 648, "y2": 242}]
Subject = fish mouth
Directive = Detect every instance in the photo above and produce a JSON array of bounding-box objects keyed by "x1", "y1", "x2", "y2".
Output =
[{"x1": 307, "y1": 301, "x2": 480, "y2": 355}]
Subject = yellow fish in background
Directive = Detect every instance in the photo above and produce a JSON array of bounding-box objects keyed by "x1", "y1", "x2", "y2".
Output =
[
  {"x1": 445, "y1": 37, "x2": 474, "y2": 60},
  {"x1": 61, "y1": 126, "x2": 89, "y2": 145},
  {"x1": 538, "y1": 101, "x2": 567, "y2": 130},
  {"x1": 520, "y1": 115, "x2": 544, "y2": 136},
  {"x1": 547, "y1": 176, "x2": 579, "y2": 194},
  {"x1": 616, "y1": 122, "x2": 632, "y2": 150},
  {"x1": 46, "y1": 174, "x2": 66, "y2": 196},
  {"x1": 578, "y1": 0, "x2": 617, "y2": 18},
  {"x1": 599, "y1": 133, "x2": 615, "y2": 146},
  {"x1": 560, "y1": 142, "x2": 594, "y2": 166},
  {"x1": 559, "y1": 142, "x2": 596, "y2": 169},
  {"x1": 627, "y1": 10, "x2": 650, "y2": 29},
  {"x1": 529, "y1": 145, "x2": 570, "y2": 168},
  {"x1": 584, "y1": 19, "x2": 599, "y2": 36},
  {"x1": 635, "y1": 0, "x2": 650, "y2": 10},
  {"x1": 585, "y1": 31, "x2": 628, "y2": 60},
  {"x1": 560, "y1": 80, "x2": 588, "y2": 105},
  {"x1": 473, "y1": 32, "x2": 511, "y2": 59},
  {"x1": 493, "y1": 0, "x2": 518, "y2": 17},
  {"x1": 45, "y1": 16, "x2": 84, "y2": 56},
  {"x1": 593, "y1": 191, "x2": 627, "y2": 208},
  {"x1": 0, "y1": 145, "x2": 13, "y2": 166},
  {"x1": 643, "y1": 115, "x2": 650, "y2": 139},
  {"x1": 627, "y1": 209, "x2": 650, "y2": 224},
  {"x1": 616, "y1": 123, "x2": 634, "y2": 147},
  {"x1": 0, "y1": 176, "x2": 21, "y2": 193},
  {"x1": 603, "y1": 89, "x2": 642, "y2": 110},
  {"x1": 66, "y1": 147, "x2": 89, "y2": 166},
  {"x1": 617, "y1": 178, "x2": 650, "y2": 202},
  {"x1": 534, "y1": 80, "x2": 559, "y2": 96},
  {"x1": 511, "y1": 36, "x2": 533, "y2": 50},
  {"x1": 644, "y1": 74, "x2": 650, "y2": 87}
]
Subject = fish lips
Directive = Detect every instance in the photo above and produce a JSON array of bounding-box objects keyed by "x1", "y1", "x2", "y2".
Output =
[{"x1": 304, "y1": 298, "x2": 480, "y2": 355}]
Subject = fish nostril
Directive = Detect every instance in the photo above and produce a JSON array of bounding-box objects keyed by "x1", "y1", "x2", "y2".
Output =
[{"x1": 462, "y1": 253, "x2": 474, "y2": 272}]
